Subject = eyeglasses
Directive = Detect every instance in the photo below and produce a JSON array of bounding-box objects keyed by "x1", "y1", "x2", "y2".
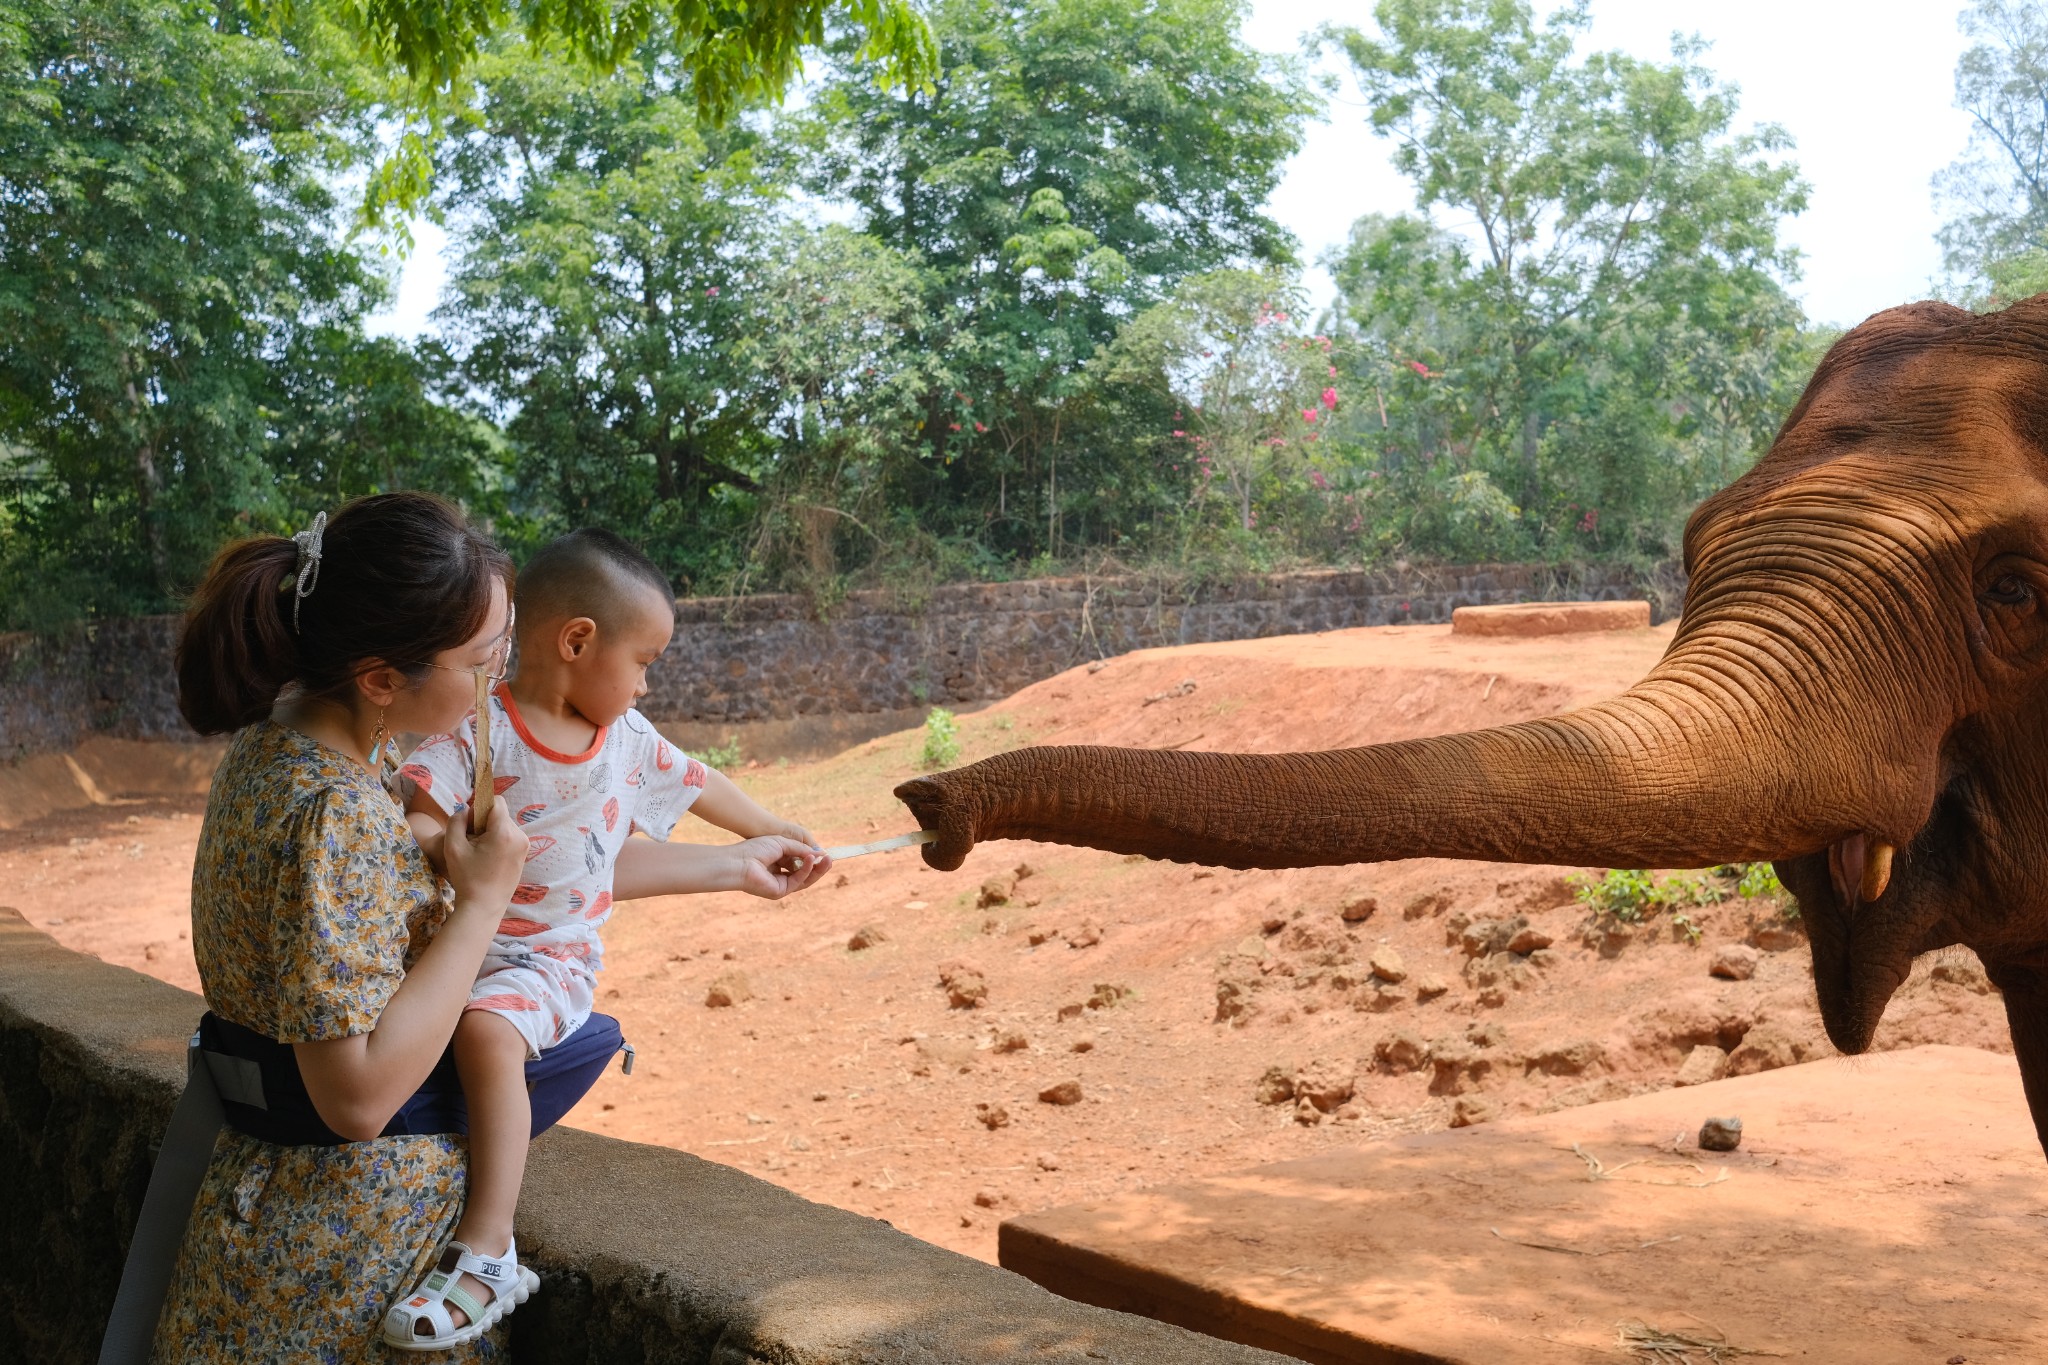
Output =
[{"x1": 422, "y1": 603, "x2": 516, "y2": 684}]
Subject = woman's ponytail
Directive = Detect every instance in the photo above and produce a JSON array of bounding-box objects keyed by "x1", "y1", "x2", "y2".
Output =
[
  {"x1": 175, "y1": 493, "x2": 510, "y2": 737},
  {"x1": 177, "y1": 536, "x2": 303, "y2": 735}
]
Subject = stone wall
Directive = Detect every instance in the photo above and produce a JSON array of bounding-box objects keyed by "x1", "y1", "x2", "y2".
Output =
[
  {"x1": 1, "y1": 617, "x2": 188, "y2": 762},
  {"x1": 652, "y1": 562, "x2": 1663, "y2": 726},
  {"x1": 0, "y1": 908, "x2": 1290, "y2": 1365},
  {"x1": 0, "y1": 563, "x2": 1670, "y2": 759}
]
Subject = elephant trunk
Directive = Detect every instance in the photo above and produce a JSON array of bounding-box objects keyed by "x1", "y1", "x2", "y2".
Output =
[{"x1": 896, "y1": 631, "x2": 1953, "y2": 878}]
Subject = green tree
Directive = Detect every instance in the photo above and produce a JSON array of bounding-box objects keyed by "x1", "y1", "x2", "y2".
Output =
[
  {"x1": 1100, "y1": 269, "x2": 1338, "y2": 534},
  {"x1": 1934, "y1": 0, "x2": 2048, "y2": 304},
  {"x1": 0, "y1": 0, "x2": 431, "y2": 625},
  {"x1": 728, "y1": 224, "x2": 942, "y2": 595},
  {"x1": 1322, "y1": 0, "x2": 1808, "y2": 557},
  {"x1": 318, "y1": 0, "x2": 934, "y2": 122},
  {"x1": 435, "y1": 38, "x2": 784, "y2": 584},
  {"x1": 801, "y1": 0, "x2": 1317, "y2": 560}
]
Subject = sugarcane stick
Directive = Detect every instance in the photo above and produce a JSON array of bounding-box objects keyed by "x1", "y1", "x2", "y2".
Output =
[
  {"x1": 469, "y1": 671, "x2": 492, "y2": 836},
  {"x1": 818, "y1": 830, "x2": 936, "y2": 861}
]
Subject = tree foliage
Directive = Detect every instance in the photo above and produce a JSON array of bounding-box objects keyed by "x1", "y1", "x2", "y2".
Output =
[
  {"x1": 1935, "y1": 0, "x2": 2048, "y2": 304},
  {"x1": 1321, "y1": 0, "x2": 1810, "y2": 560},
  {"x1": 0, "y1": 0, "x2": 1829, "y2": 631}
]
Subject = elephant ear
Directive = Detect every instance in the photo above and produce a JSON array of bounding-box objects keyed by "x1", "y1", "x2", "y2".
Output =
[{"x1": 895, "y1": 772, "x2": 981, "y2": 870}]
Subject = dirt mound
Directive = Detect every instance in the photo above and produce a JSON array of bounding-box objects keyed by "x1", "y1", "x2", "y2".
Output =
[{"x1": 1, "y1": 620, "x2": 2012, "y2": 1268}]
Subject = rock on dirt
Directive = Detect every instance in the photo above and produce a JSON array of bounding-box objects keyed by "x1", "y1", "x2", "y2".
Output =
[
  {"x1": 846, "y1": 925, "x2": 887, "y2": 951},
  {"x1": 973, "y1": 1189, "x2": 1001, "y2": 1208},
  {"x1": 1340, "y1": 894, "x2": 1378, "y2": 924},
  {"x1": 1698, "y1": 1115, "x2": 1743, "y2": 1151},
  {"x1": 1710, "y1": 943, "x2": 1760, "y2": 980},
  {"x1": 992, "y1": 1029, "x2": 1029, "y2": 1053},
  {"x1": 1675, "y1": 1045, "x2": 1731, "y2": 1087},
  {"x1": 939, "y1": 962, "x2": 989, "y2": 1009},
  {"x1": 1039, "y1": 1080, "x2": 1084, "y2": 1106},
  {"x1": 1751, "y1": 920, "x2": 1806, "y2": 952},
  {"x1": 977, "y1": 879, "x2": 1011, "y2": 909},
  {"x1": 1086, "y1": 982, "x2": 1132, "y2": 1011},
  {"x1": 1728, "y1": 1026, "x2": 1805, "y2": 1076},
  {"x1": 1374, "y1": 1031, "x2": 1430, "y2": 1074},
  {"x1": 1449, "y1": 1095, "x2": 1498, "y2": 1127},
  {"x1": 975, "y1": 1103, "x2": 1010, "y2": 1130},
  {"x1": 1523, "y1": 1039, "x2": 1605, "y2": 1078},
  {"x1": 1403, "y1": 890, "x2": 1451, "y2": 920},
  {"x1": 705, "y1": 972, "x2": 752, "y2": 1008},
  {"x1": 1930, "y1": 960, "x2": 1994, "y2": 994},
  {"x1": 1368, "y1": 947, "x2": 1407, "y2": 983},
  {"x1": 1292, "y1": 1058, "x2": 1356, "y2": 1113},
  {"x1": 1415, "y1": 974, "x2": 1449, "y2": 1001},
  {"x1": 1255, "y1": 1066, "x2": 1295, "y2": 1105},
  {"x1": 1278, "y1": 914, "x2": 1354, "y2": 966},
  {"x1": 1505, "y1": 924, "x2": 1553, "y2": 955},
  {"x1": 1459, "y1": 916, "x2": 1531, "y2": 958},
  {"x1": 1066, "y1": 922, "x2": 1103, "y2": 949}
]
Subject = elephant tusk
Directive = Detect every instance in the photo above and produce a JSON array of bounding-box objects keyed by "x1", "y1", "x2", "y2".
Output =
[{"x1": 1861, "y1": 840, "x2": 1895, "y2": 902}]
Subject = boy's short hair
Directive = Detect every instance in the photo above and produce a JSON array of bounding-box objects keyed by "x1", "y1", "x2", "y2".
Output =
[{"x1": 517, "y1": 528, "x2": 672, "y2": 633}]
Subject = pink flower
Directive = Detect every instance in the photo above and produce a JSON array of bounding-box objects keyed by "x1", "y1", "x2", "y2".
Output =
[
  {"x1": 1321, "y1": 387, "x2": 1338, "y2": 409},
  {"x1": 1172, "y1": 430, "x2": 1186, "y2": 438},
  {"x1": 1308, "y1": 470, "x2": 1329, "y2": 490},
  {"x1": 1328, "y1": 365, "x2": 1338, "y2": 378},
  {"x1": 705, "y1": 286, "x2": 720, "y2": 297},
  {"x1": 1301, "y1": 409, "x2": 1317, "y2": 424},
  {"x1": 1408, "y1": 359, "x2": 1428, "y2": 376},
  {"x1": 974, "y1": 422, "x2": 987, "y2": 433},
  {"x1": 948, "y1": 423, "x2": 961, "y2": 431}
]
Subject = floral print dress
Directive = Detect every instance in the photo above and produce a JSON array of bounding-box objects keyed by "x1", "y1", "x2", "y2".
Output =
[{"x1": 152, "y1": 722, "x2": 503, "y2": 1363}]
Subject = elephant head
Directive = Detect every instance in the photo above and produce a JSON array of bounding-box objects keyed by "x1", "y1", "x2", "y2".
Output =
[{"x1": 896, "y1": 297, "x2": 2048, "y2": 1157}]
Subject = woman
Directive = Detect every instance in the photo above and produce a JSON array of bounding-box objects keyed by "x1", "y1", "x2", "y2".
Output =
[{"x1": 155, "y1": 492, "x2": 529, "y2": 1361}]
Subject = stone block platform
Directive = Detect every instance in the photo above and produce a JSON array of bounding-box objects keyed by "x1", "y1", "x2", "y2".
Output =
[
  {"x1": 1000, "y1": 1046, "x2": 2046, "y2": 1364},
  {"x1": 1451, "y1": 600, "x2": 1651, "y2": 637}
]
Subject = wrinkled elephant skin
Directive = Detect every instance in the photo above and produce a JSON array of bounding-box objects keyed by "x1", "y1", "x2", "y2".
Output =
[{"x1": 896, "y1": 298, "x2": 2048, "y2": 1158}]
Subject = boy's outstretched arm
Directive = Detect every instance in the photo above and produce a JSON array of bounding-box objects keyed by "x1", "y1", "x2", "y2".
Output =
[
  {"x1": 613, "y1": 833, "x2": 832, "y2": 902},
  {"x1": 690, "y1": 767, "x2": 814, "y2": 844}
]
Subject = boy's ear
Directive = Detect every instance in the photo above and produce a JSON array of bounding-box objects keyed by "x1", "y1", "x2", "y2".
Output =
[{"x1": 558, "y1": 616, "x2": 599, "y2": 661}]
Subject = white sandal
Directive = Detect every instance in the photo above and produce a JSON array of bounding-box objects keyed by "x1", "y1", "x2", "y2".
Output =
[{"x1": 382, "y1": 1237, "x2": 539, "y2": 1351}]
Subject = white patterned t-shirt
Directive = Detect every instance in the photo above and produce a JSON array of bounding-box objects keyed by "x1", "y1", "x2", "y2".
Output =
[{"x1": 400, "y1": 685, "x2": 706, "y2": 978}]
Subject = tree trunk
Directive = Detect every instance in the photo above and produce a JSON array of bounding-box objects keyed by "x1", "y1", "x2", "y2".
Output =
[{"x1": 126, "y1": 376, "x2": 169, "y2": 596}]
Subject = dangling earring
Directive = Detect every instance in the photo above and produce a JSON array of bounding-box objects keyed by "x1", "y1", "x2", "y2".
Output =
[{"x1": 367, "y1": 708, "x2": 389, "y2": 775}]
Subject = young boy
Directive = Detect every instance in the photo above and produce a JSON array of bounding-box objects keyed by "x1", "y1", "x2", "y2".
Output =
[{"x1": 382, "y1": 528, "x2": 829, "y2": 1349}]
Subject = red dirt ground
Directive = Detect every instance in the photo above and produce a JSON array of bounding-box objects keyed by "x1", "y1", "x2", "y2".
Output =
[{"x1": 0, "y1": 622, "x2": 2012, "y2": 1267}]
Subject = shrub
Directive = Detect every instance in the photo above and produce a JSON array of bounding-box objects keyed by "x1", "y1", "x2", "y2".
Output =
[
  {"x1": 919, "y1": 706, "x2": 961, "y2": 769},
  {"x1": 1570, "y1": 868, "x2": 1659, "y2": 922},
  {"x1": 701, "y1": 733, "x2": 743, "y2": 770}
]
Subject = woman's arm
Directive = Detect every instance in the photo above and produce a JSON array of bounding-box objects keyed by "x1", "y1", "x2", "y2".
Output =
[
  {"x1": 689, "y1": 768, "x2": 813, "y2": 843},
  {"x1": 294, "y1": 795, "x2": 525, "y2": 1141},
  {"x1": 613, "y1": 833, "x2": 833, "y2": 902}
]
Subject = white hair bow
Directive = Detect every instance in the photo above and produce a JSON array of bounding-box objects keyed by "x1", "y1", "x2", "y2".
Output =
[{"x1": 290, "y1": 510, "x2": 326, "y2": 633}]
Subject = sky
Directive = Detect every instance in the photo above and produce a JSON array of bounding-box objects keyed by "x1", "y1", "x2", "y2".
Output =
[{"x1": 367, "y1": 0, "x2": 1980, "y2": 340}]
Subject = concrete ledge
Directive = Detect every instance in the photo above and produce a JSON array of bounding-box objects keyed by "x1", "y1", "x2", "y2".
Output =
[
  {"x1": 1450, "y1": 600, "x2": 1651, "y2": 638},
  {"x1": 999, "y1": 1046, "x2": 2048, "y2": 1365},
  {"x1": 0, "y1": 907, "x2": 1293, "y2": 1364}
]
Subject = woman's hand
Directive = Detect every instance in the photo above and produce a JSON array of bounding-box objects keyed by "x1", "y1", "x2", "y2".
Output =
[
  {"x1": 734, "y1": 835, "x2": 832, "y2": 900},
  {"x1": 442, "y1": 795, "x2": 528, "y2": 912}
]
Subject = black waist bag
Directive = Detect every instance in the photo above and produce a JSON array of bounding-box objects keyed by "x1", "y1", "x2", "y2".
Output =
[{"x1": 200, "y1": 1010, "x2": 632, "y2": 1145}]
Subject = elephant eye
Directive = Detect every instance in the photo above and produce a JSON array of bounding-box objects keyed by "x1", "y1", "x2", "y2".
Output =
[{"x1": 1985, "y1": 574, "x2": 2035, "y2": 607}]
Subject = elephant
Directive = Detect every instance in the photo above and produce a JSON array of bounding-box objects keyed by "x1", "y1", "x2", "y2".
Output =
[{"x1": 896, "y1": 296, "x2": 2048, "y2": 1159}]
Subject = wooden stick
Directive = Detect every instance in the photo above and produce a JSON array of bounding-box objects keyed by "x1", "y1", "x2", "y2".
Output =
[
  {"x1": 469, "y1": 672, "x2": 491, "y2": 836},
  {"x1": 819, "y1": 830, "x2": 937, "y2": 861}
]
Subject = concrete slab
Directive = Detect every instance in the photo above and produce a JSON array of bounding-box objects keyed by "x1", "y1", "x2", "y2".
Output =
[
  {"x1": 1451, "y1": 601, "x2": 1651, "y2": 637},
  {"x1": 1001, "y1": 1046, "x2": 2048, "y2": 1364}
]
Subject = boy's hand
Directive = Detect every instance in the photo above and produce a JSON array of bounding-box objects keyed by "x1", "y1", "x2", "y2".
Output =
[{"x1": 733, "y1": 835, "x2": 832, "y2": 900}]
